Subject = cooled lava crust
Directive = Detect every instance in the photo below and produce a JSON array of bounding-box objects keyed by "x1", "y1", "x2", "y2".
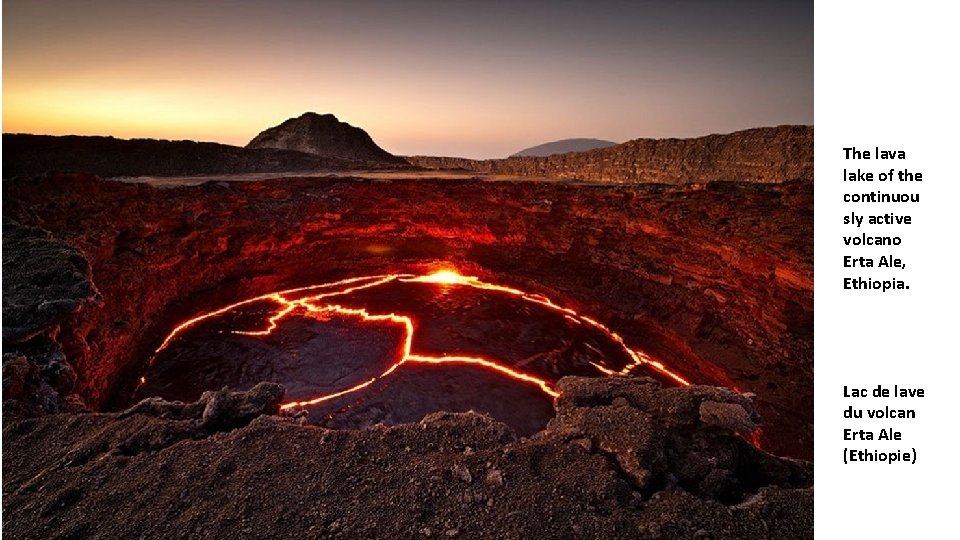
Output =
[{"x1": 3, "y1": 174, "x2": 812, "y2": 539}]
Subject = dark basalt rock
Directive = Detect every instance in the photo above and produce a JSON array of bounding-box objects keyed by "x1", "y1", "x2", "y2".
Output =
[
  {"x1": 551, "y1": 378, "x2": 809, "y2": 504},
  {"x1": 700, "y1": 400, "x2": 759, "y2": 433},
  {"x1": 121, "y1": 381, "x2": 285, "y2": 432},
  {"x1": 2, "y1": 219, "x2": 100, "y2": 419},
  {"x1": 2, "y1": 352, "x2": 65, "y2": 418},
  {"x1": 2, "y1": 218, "x2": 100, "y2": 343},
  {"x1": 2, "y1": 353, "x2": 33, "y2": 400}
]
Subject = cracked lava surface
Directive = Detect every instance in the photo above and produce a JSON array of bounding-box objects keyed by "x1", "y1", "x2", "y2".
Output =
[{"x1": 135, "y1": 270, "x2": 691, "y2": 434}]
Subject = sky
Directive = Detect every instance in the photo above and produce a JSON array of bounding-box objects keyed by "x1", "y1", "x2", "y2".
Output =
[{"x1": 3, "y1": 0, "x2": 812, "y2": 158}]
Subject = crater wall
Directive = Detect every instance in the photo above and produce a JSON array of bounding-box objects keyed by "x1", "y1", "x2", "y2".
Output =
[{"x1": 3, "y1": 174, "x2": 812, "y2": 458}]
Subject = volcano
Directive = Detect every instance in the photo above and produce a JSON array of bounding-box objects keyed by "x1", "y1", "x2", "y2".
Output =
[{"x1": 2, "y1": 126, "x2": 813, "y2": 539}]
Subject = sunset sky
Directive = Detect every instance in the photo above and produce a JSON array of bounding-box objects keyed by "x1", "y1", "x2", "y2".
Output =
[{"x1": 3, "y1": 0, "x2": 811, "y2": 158}]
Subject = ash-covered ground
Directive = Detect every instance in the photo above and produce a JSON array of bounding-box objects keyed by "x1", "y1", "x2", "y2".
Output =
[{"x1": 4, "y1": 379, "x2": 811, "y2": 539}]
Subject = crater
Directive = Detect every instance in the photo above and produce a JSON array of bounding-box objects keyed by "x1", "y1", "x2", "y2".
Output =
[
  {"x1": 133, "y1": 270, "x2": 688, "y2": 435},
  {"x1": 3, "y1": 174, "x2": 813, "y2": 459}
]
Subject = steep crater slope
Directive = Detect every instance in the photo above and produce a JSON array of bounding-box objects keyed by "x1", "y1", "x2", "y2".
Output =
[
  {"x1": 3, "y1": 174, "x2": 812, "y2": 458},
  {"x1": 3, "y1": 174, "x2": 812, "y2": 538}
]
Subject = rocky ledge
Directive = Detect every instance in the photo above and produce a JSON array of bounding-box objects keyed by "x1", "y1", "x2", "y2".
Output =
[
  {"x1": 3, "y1": 378, "x2": 811, "y2": 539},
  {"x1": 408, "y1": 126, "x2": 812, "y2": 184}
]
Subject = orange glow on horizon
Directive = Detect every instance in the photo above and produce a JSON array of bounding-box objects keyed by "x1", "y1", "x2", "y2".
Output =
[{"x1": 3, "y1": 2, "x2": 812, "y2": 158}]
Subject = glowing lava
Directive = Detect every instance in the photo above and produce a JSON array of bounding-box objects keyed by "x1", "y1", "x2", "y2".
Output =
[
  {"x1": 414, "y1": 269, "x2": 467, "y2": 285},
  {"x1": 147, "y1": 269, "x2": 691, "y2": 412}
]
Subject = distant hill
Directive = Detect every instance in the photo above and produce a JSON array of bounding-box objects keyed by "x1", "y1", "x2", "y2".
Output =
[
  {"x1": 511, "y1": 138, "x2": 618, "y2": 157},
  {"x1": 247, "y1": 112, "x2": 408, "y2": 166},
  {"x1": 3, "y1": 113, "x2": 412, "y2": 179},
  {"x1": 407, "y1": 125, "x2": 813, "y2": 184},
  {"x1": 0, "y1": 134, "x2": 371, "y2": 179}
]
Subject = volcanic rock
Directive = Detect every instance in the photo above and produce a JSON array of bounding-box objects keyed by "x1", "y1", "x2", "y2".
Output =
[
  {"x1": 699, "y1": 401, "x2": 759, "y2": 433},
  {"x1": 2, "y1": 219, "x2": 101, "y2": 419},
  {"x1": 550, "y1": 378, "x2": 807, "y2": 503},
  {"x1": 246, "y1": 112, "x2": 408, "y2": 166},
  {"x1": 2, "y1": 171, "x2": 813, "y2": 536},
  {"x1": 121, "y1": 382, "x2": 285, "y2": 432},
  {"x1": 0, "y1": 134, "x2": 393, "y2": 179},
  {"x1": 3, "y1": 111, "x2": 416, "y2": 179},
  {"x1": 485, "y1": 469, "x2": 504, "y2": 486},
  {"x1": 2, "y1": 218, "x2": 100, "y2": 343},
  {"x1": 2, "y1": 352, "x2": 62, "y2": 418},
  {"x1": 408, "y1": 125, "x2": 812, "y2": 184},
  {"x1": 2, "y1": 173, "x2": 812, "y2": 458},
  {"x1": 2, "y1": 377, "x2": 811, "y2": 539},
  {"x1": 451, "y1": 463, "x2": 473, "y2": 483},
  {"x1": 2, "y1": 353, "x2": 33, "y2": 400},
  {"x1": 199, "y1": 382, "x2": 286, "y2": 431}
]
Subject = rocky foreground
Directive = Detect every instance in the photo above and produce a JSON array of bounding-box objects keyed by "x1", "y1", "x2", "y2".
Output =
[{"x1": 3, "y1": 378, "x2": 811, "y2": 539}]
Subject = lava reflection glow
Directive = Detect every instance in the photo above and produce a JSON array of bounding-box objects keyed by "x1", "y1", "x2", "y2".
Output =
[{"x1": 144, "y1": 269, "x2": 691, "y2": 415}]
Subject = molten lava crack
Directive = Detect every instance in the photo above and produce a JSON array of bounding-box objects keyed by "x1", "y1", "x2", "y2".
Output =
[{"x1": 147, "y1": 269, "x2": 691, "y2": 411}]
